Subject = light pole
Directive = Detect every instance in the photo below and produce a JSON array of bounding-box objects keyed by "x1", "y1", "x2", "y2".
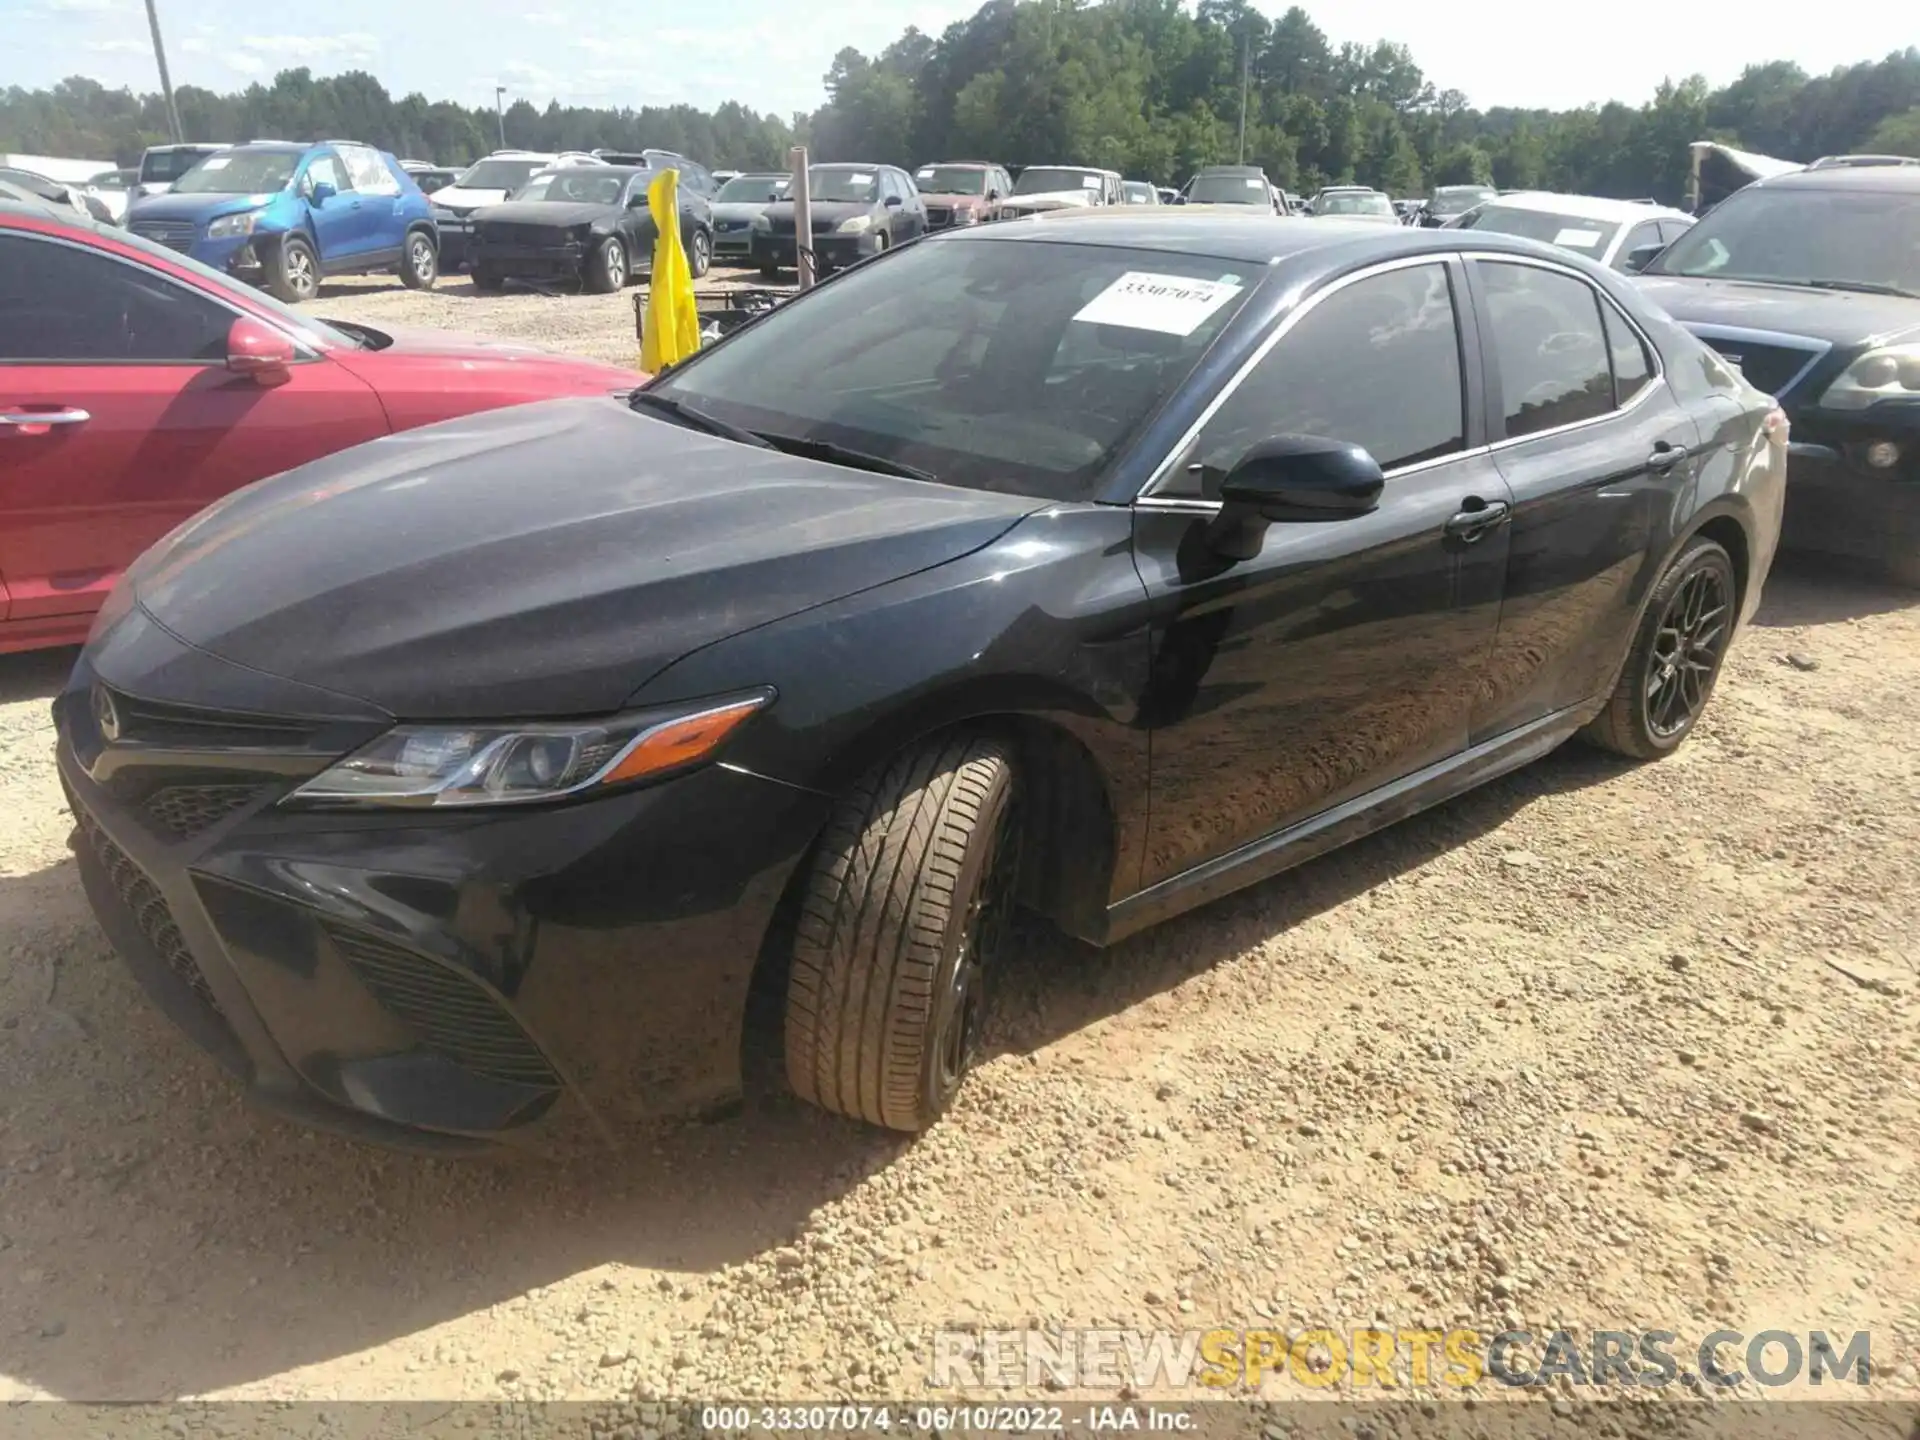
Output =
[
  {"x1": 494, "y1": 86, "x2": 507, "y2": 148},
  {"x1": 144, "y1": 0, "x2": 183, "y2": 142}
]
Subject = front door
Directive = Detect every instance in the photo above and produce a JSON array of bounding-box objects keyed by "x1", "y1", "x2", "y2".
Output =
[
  {"x1": 0, "y1": 229, "x2": 389, "y2": 630},
  {"x1": 1134, "y1": 257, "x2": 1511, "y2": 888},
  {"x1": 300, "y1": 150, "x2": 365, "y2": 265}
]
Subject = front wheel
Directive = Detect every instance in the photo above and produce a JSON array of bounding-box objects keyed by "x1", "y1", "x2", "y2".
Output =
[
  {"x1": 469, "y1": 266, "x2": 504, "y2": 293},
  {"x1": 784, "y1": 734, "x2": 1020, "y2": 1132},
  {"x1": 1582, "y1": 538, "x2": 1737, "y2": 759},
  {"x1": 266, "y1": 235, "x2": 318, "y2": 303},
  {"x1": 399, "y1": 230, "x2": 437, "y2": 290},
  {"x1": 585, "y1": 236, "x2": 627, "y2": 293}
]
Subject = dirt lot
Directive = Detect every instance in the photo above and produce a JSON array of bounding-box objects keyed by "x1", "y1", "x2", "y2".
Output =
[{"x1": 1, "y1": 272, "x2": 1917, "y2": 1411}]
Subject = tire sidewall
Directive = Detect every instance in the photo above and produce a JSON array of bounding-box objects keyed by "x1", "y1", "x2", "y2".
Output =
[
  {"x1": 276, "y1": 236, "x2": 318, "y2": 303},
  {"x1": 592, "y1": 236, "x2": 626, "y2": 291},
  {"x1": 402, "y1": 231, "x2": 437, "y2": 289},
  {"x1": 1632, "y1": 541, "x2": 1735, "y2": 753},
  {"x1": 688, "y1": 227, "x2": 711, "y2": 278}
]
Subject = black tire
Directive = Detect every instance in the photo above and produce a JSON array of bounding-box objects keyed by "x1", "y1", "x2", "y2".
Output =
[
  {"x1": 687, "y1": 226, "x2": 712, "y2": 278},
  {"x1": 266, "y1": 235, "x2": 318, "y2": 303},
  {"x1": 1582, "y1": 538, "x2": 1737, "y2": 759},
  {"x1": 470, "y1": 266, "x2": 504, "y2": 293},
  {"x1": 585, "y1": 235, "x2": 627, "y2": 293},
  {"x1": 758, "y1": 261, "x2": 779, "y2": 280},
  {"x1": 784, "y1": 734, "x2": 1021, "y2": 1132},
  {"x1": 399, "y1": 229, "x2": 438, "y2": 290}
]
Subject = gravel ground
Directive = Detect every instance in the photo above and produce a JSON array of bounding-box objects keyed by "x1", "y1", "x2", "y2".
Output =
[{"x1": 1, "y1": 273, "x2": 1917, "y2": 1413}]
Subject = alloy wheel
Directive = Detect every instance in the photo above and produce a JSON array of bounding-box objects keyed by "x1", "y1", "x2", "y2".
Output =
[
  {"x1": 286, "y1": 247, "x2": 316, "y2": 298},
  {"x1": 1645, "y1": 564, "x2": 1729, "y2": 739},
  {"x1": 410, "y1": 237, "x2": 434, "y2": 282}
]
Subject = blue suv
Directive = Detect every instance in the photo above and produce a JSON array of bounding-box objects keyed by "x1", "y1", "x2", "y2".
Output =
[{"x1": 125, "y1": 140, "x2": 440, "y2": 302}]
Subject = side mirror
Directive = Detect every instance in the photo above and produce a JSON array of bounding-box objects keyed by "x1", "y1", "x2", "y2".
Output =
[
  {"x1": 883, "y1": 193, "x2": 903, "y2": 208},
  {"x1": 226, "y1": 316, "x2": 295, "y2": 387},
  {"x1": 987, "y1": 188, "x2": 1000, "y2": 201},
  {"x1": 308, "y1": 180, "x2": 336, "y2": 205},
  {"x1": 1623, "y1": 241, "x2": 1664, "y2": 273},
  {"x1": 1204, "y1": 435, "x2": 1384, "y2": 559}
]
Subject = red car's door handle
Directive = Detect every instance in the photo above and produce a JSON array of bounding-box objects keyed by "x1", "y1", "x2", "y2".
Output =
[{"x1": 1, "y1": 407, "x2": 92, "y2": 435}]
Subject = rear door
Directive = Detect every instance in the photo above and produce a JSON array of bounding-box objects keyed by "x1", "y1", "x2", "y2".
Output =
[
  {"x1": 337, "y1": 144, "x2": 406, "y2": 263},
  {"x1": 1465, "y1": 254, "x2": 1702, "y2": 740},
  {"x1": 1133, "y1": 257, "x2": 1512, "y2": 887},
  {"x1": 0, "y1": 228, "x2": 388, "y2": 628}
]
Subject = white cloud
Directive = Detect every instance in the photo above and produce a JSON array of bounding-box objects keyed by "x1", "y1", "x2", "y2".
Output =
[
  {"x1": 234, "y1": 31, "x2": 380, "y2": 61},
  {"x1": 41, "y1": 0, "x2": 135, "y2": 13}
]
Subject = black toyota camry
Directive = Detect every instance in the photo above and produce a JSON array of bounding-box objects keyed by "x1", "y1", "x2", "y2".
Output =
[{"x1": 57, "y1": 214, "x2": 1785, "y2": 1151}]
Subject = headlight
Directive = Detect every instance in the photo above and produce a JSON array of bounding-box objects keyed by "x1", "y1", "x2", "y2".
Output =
[
  {"x1": 289, "y1": 692, "x2": 771, "y2": 808},
  {"x1": 751, "y1": 213, "x2": 772, "y2": 232},
  {"x1": 206, "y1": 209, "x2": 265, "y2": 238},
  {"x1": 955, "y1": 208, "x2": 980, "y2": 225},
  {"x1": 836, "y1": 215, "x2": 873, "y2": 234},
  {"x1": 1819, "y1": 344, "x2": 1920, "y2": 411}
]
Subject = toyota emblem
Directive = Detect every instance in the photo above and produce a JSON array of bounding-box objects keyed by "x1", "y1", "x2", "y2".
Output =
[{"x1": 92, "y1": 684, "x2": 121, "y2": 742}]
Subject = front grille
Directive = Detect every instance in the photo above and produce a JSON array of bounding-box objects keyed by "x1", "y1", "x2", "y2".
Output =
[
  {"x1": 96, "y1": 686, "x2": 319, "y2": 751},
  {"x1": 129, "y1": 219, "x2": 196, "y2": 252},
  {"x1": 74, "y1": 803, "x2": 223, "y2": 1016},
  {"x1": 143, "y1": 783, "x2": 264, "y2": 839},
  {"x1": 926, "y1": 205, "x2": 952, "y2": 227},
  {"x1": 1699, "y1": 337, "x2": 1826, "y2": 399},
  {"x1": 325, "y1": 924, "x2": 559, "y2": 1090},
  {"x1": 477, "y1": 224, "x2": 572, "y2": 248}
]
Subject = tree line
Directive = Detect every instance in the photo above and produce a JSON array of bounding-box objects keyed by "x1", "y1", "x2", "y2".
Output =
[{"x1": 4, "y1": 0, "x2": 1918, "y2": 206}]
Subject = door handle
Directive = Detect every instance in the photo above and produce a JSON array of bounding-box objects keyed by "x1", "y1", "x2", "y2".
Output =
[
  {"x1": 1445, "y1": 497, "x2": 1510, "y2": 542},
  {"x1": 1647, "y1": 440, "x2": 1686, "y2": 472},
  {"x1": 1, "y1": 407, "x2": 91, "y2": 432}
]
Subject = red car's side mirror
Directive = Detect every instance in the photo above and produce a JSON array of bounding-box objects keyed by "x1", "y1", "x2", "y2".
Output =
[{"x1": 227, "y1": 317, "x2": 295, "y2": 387}]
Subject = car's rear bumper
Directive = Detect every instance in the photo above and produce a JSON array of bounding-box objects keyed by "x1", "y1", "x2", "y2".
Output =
[
  {"x1": 1779, "y1": 407, "x2": 1920, "y2": 572},
  {"x1": 56, "y1": 612, "x2": 829, "y2": 1152}
]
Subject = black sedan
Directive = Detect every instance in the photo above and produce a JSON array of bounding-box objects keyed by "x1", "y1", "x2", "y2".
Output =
[
  {"x1": 469, "y1": 165, "x2": 713, "y2": 293},
  {"x1": 751, "y1": 163, "x2": 927, "y2": 277},
  {"x1": 57, "y1": 215, "x2": 1784, "y2": 1151}
]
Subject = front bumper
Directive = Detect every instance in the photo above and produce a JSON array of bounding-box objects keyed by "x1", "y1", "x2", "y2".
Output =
[
  {"x1": 712, "y1": 224, "x2": 755, "y2": 257},
  {"x1": 1778, "y1": 406, "x2": 1920, "y2": 571},
  {"x1": 750, "y1": 231, "x2": 882, "y2": 272},
  {"x1": 434, "y1": 219, "x2": 475, "y2": 267},
  {"x1": 57, "y1": 609, "x2": 829, "y2": 1151},
  {"x1": 471, "y1": 241, "x2": 586, "y2": 281}
]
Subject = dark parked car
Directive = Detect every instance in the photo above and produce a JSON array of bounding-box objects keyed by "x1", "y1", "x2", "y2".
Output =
[
  {"x1": 1634, "y1": 161, "x2": 1920, "y2": 585},
  {"x1": 0, "y1": 166, "x2": 114, "y2": 223},
  {"x1": 1421, "y1": 184, "x2": 1498, "y2": 226},
  {"x1": 469, "y1": 163, "x2": 714, "y2": 292},
  {"x1": 710, "y1": 171, "x2": 790, "y2": 259},
  {"x1": 57, "y1": 217, "x2": 1783, "y2": 1150},
  {"x1": 751, "y1": 163, "x2": 927, "y2": 276},
  {"x1": 912, "y1": 161, "x2": 1014, "y2": 228},
  {"x1": 1181, "y1": 165, "x2": 1282, "y2": 211}
]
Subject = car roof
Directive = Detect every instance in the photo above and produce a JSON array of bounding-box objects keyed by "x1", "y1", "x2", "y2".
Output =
[
  {"x1": 1474, "y1": 191, "x2": 1690, "y2": 222},
  {"x1": 1753, "y1": 165, "x2": 1920, "y2": 193},
  {"x1": 979, "y1": 209, "x2": 1566, "y2": 264},
  {"x1": 1196, "y1": 165, "x2": 1264, "y2": 175}
]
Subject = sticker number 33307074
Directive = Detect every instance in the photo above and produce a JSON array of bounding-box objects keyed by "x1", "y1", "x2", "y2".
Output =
[{"x1": 1073, "y1": 271, "x2": 1243, "y2": 337}]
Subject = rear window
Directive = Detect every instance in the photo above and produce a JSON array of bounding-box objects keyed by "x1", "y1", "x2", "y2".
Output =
[
  {"x1": 1457, "y1": 204, "x2": 1622, "y2": 261},
  {"x1": 1187, "y1": 174, "x2": 1269, "y2": 205},
  {"x1": 459, "y1": 159, "x2": 547, "y2": 191},
  {"x1": 141, "y1": 148, "x2": 220, "y2": 184}
]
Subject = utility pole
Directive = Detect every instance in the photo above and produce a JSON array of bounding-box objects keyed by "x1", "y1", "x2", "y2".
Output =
[
  {"x1": 494, "y1": 86, "x2": 507, "y2": 148},
  {"x1": 144, "y1": 0, "x2": 182, "y2": 142},
  {"x1": 1236, "y1": 30, "x2": 1250, "y2": 165}
]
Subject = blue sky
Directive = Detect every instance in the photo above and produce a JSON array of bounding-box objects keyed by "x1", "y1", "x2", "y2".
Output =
[{"x1": 6, "y1": 0, "x2": 1915, "y2": 124}]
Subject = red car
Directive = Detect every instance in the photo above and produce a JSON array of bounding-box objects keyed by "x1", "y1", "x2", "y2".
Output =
[{"x1": 0, "y1": 199, "x2": 641, "y2": 654}]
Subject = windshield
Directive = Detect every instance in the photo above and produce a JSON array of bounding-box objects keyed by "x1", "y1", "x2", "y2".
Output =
[
  {"x1": 648, "y1": 240, "x2": 1255, "y2": 501},
  {"x1": 1123, "y1": 182, "x2": 1156, "y2": 204},
  {"x1": 1649, "y1": 185, "x2": 1920, "y2": 296},
  {"x1": 1015, "y1": 168, "x2": 1101, "y2": 196},
  {"x1": 141, "y1": 148, "x2": 219, "y2": 184},
  {"x1": 718, "y1": 174, "x2": 789, "y2": 202},
  {"x1": 1457, "y1": 204, "x2": 1622, "y2": 259},
  {"x1": 171, "y1": 150, "x2": 297, "y2": 195},
  {"x1": 514, "y1": 170, "x2": 628, "y2": 205},
  {"x1": 808, "y1": 167, "x2": 879, "y2": 203},
  {"x1": 458, "y1": 159, "x2": 548, "y2": 192},
  {"x1": 1429, "y1": 187, "x2": 1496, "y2": 215},
  {"x1": 1319, "y1": 192, "x2": 1393, "y2": 216},
  {"x1": 1188, "y1": 174, "x2": 1268, "y2": 205},
  {"x1": 913, "y1": 166, "x2": 988, "y2": 196}
]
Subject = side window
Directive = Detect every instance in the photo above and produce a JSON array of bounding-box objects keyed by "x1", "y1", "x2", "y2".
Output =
[
  {"x1": 1479, "y1": 261, "x2": 1613, "y2": 439},
  {"x1": 0, "y1": 234, "x2": 232, "y2": 363},
  {"x1": 303, "y1": 152, "x2": 347, "y2": 195},
  {"x1": 1618, "y1": 220, "x2": 1663, "y2": 269},
  {"x1": 339, "y1": 144, "x2": 399, "y2": 197},
  {"x1": 1601, "y1": 301, "x2": 1653, "y2": 406},
  {"x1": 1170, "y1": 262, "x2": 1466, "y2": 497}
]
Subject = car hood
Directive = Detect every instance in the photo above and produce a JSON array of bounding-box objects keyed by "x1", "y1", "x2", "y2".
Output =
[
  {"x1": 763, "y1": 199, "x2": 874, "y2": 227},
  {"x1": 127, "y1": 190, "x2": 280, "y2": 222},
  {"x1": 321, "y1": 325, "x2": 639, "y2": 390},
  {"x1": 1003, "y1": 191, "x2": 1094, "y2": 212},
  {"x1": 1634, "y1": 275, "x2": 1920, "y2": 349},
  {"x1": 474, "y1": 200, "x2": 619, "y2": 229},
  {"x1": 711, "y1": 200, "x2": 777, "y2": 222},
  {"x1": 923, "y1": 193, "x2": 988, "y2": 209},
  {"x1": 130, "y1": 397, "x2": 1041, "y2": 718},
  {"x1": 430, "y1": 186, "x2": 511, "y2": 213}
]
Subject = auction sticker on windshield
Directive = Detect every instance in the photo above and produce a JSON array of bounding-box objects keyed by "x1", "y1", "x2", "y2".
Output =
[
  {"x1": 1073, "y1": 271, "x2": 1243, "y2": 336},
  {"x1": 1553, "y1": 227, "x2": 1605, "y2": 248}
]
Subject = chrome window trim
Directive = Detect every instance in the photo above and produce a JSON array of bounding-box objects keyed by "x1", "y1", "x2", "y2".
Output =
[
  {"x1": 0, "y1": 226, "x2": 322, "y2": 366},
  {"x1": 1674, "y1": 321, "x2": 1831, "y2": 398},
  {"x1": 1141, "y1": 252, "x2": 1464, "y2": 498}
]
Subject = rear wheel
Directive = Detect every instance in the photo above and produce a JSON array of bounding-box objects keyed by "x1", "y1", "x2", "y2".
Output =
[
  {"x1": 585, "y1": 236, "x2": 627, "y2": 293},
  {"x1": 399, "y1": 230, "x2": 437, "y2": 290},
  {"x1": 784, "y1": 734, "x2": 1021, "y2": 1132},
  {"x1": 266, "y1": 235, "x2": 318, "y2": 303},
  {"x1": 1582, "y1": 538, "x2": 1736, "y2": 759},
  {"x1": 758, "y1": 261, "x2": 779, "y2": 280},
  {"x1": 470, "y1": 266, "x2": 504, "y2": 293},
  {"x1": 687, "y1": 227, "x2": 712, "y2": 278}
]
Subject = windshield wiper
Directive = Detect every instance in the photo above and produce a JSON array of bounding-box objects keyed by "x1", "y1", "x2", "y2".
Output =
[
  {"x1": 755, "y1": 432, "x2": 938, "y2": 482},
  {"x1": 1802, "y1": 279, "x2": 1920, "y2": 300},
  {"x1": 627, "y1": 390, "x2": 773, "y2": 448}
]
